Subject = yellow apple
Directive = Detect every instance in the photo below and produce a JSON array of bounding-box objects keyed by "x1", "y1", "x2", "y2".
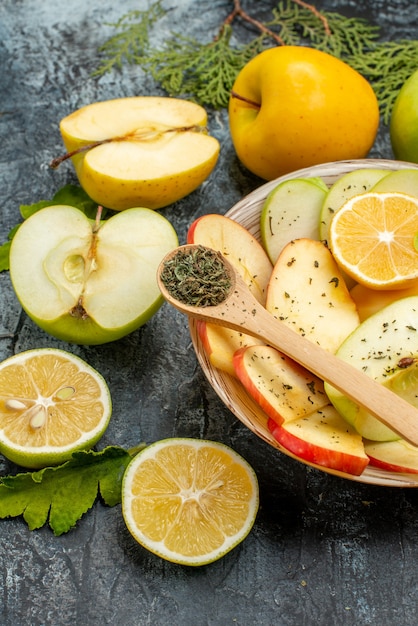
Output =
[
  {"x1": 228, "y1": 46, "x2": 379, "y2": 180},
  {"x1": 55, "y1": 97, "x2": 220, "y2": 210}
]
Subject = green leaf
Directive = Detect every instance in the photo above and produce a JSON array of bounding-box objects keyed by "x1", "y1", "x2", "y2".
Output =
[
  {"x1": 20, "y1": 184, "x2": 104, "y2": 221},
  {"x1": 0, "y1": 445, "x2": 140, "y2": 535},
  {"x1": 0, "y1": 240, "x2": 12, "y2": 272}
]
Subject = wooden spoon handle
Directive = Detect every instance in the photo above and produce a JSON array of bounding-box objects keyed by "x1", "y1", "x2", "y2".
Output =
[{"x1": 206, "y1": 279, "x2": 418, "y2": 446}]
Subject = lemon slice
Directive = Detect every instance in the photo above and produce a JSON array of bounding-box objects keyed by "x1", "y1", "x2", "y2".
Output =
[
  {"x1": 0, "y1": 348, "x2": 112, "y2": 468},
  {"x1": 329, "y1": 191, "x2": 418, "y2": 289},
  {"x1": 122, "y1": 438, "x2": 259, "y2": 566}
]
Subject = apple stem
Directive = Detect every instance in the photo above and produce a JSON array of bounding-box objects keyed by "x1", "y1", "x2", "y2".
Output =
[
  {"x1": 49, "y1": 139, "x2": 113, "y2": 169},
  {"x1": 93, "y1": 206, "x2": 103, "y2": 233},
  {"x1": 230, "y1": 90, "x2": 261, "y2": 110},
  {"x1": 49, "y1": 125, "x2": 208, "y2": 170}
]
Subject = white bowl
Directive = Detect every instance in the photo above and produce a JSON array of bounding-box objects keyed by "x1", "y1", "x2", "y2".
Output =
[{"x1": 189, "y1": 159, "x2": 418, "y2": 487}]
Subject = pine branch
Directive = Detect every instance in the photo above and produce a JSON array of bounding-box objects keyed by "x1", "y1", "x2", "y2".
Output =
[{"x1": 92, "y1": 0, "x2": 417, "y2": 121}]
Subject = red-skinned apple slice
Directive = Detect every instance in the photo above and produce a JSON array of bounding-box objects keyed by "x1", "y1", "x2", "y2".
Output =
[
  {"x1": 188, "y1": 214, "x2": 272, "y2": 375},
  {"x1": 234, "y1": 344, "x2": 368, "y2": 476},
  {"x1": 233, "y1": 344, "x2": 329, "y2": 425},
  {"x1": 267, "y1": 409, "x2": 369, "y2": 476},
  {"x1": 364, "y1": 439, "x2": 418, "y2": 474},
  {"x1": 266, "y1": 238, "x2": 359, "y2": 354}
]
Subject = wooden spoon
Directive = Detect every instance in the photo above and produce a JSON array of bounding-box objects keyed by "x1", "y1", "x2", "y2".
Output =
[{"x1": 157, "y1": 245, "x2": 418, "y2": 446}]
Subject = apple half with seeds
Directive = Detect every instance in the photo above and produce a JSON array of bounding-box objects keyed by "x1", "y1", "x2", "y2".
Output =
[
  {"x1": 55, "y1": 97, "x2": 220, "y2": 210},
  {"x1": 9, "y1": 205, "x2": 178, "y2": 345}
]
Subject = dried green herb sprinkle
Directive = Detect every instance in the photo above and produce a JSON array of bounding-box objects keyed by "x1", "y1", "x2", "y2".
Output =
[{"x1": 160, "y1": 245, "x2": 232, "y2": 307}]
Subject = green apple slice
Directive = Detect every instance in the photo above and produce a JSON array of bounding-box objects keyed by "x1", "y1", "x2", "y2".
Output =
[
  {"x1": 325, "y1": 296, "x2": 418, "y2": 441},
  {"x1": 9, "y1": 205, "x2": 178, "y2": 345},
  {"x1": 265, "y1": 238, "x2": 359, "y2": 354},
  {"x1": 318, "y1": 168, "x2": 390, "y2": 242},
  {"x1": 370, "y1": 168, "x2": 418, "y2": 196},
  {"x1": 57, "y1": 97, "x2": 220, "y2": 211},
  {"x1": 260, "y1": 177, "x2": 328, "y2": 264}
]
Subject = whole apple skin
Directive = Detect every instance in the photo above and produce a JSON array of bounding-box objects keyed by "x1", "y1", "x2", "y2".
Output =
[
  {"x1": 228, "y1": 46, "x2": 379, "y2": 180},
  {"x1": 390, "y1": 69, "x2": 418, "y2": 163}
]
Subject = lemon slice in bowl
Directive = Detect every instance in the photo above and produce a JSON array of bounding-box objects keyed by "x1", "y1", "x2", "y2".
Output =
[
  {"x1": 0, "y1": 348, "x2": 112, "y2": 469},
  {"x1": 122, "y1": 438, "x2": 259, "y2": 566},
  {"x1": 329, "y1": 191, "x2": 418, "y2": 289}
]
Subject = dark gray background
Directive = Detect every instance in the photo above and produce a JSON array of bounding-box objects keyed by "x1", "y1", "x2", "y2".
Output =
[{"x1": 0, "y1": 1, "x2": 417, "y2": 624}]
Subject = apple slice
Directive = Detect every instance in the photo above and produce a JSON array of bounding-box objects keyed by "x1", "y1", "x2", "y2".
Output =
[
  {"x1": 233, "y1": 344, "x2": 329, "y2": 425},
  {"x1": 260, "y1": 177, "x2": 328, "y2": 264},
  {"x1": 364, "y1": 439, "x2": 418, "y2": 474},
  {"x1": 197, "y1": 322, "x2": 263, "y2": 377},
  {"x1": 56, "y1": 97, "x2": 220, "y2": 210},
  {"x1": 233, "y1": 344, "x2": 368, "y2": 475},
  {"x1": 9, "y1": 205, "x2": 178, "y2": 345},
  {"x1": 266, "y1": 238, "x2": 359, "y2": 354},
  {"x1": 371, "y1": 168, "x2": 418, "y2": 196},
  {"x1": 325, "y1": 296, "x2": 418, "y2": 441},
  {"x1": 350, "y1": 281, "x2": 418, "y2": 322},
  {"x1": 318, "y1": 168, "x2": 390, "y2": 242},
  {"x1": 188, "y1": 214, "x2": 272, "y2": 375},
  {"x1": 267, "y1": 407, "x2": 369, "y2": 476}
]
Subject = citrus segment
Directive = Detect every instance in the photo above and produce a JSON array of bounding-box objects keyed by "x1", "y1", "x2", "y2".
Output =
[
  {"x1": 0, "y1": 348, "x2": 112, "y2": 468},
  {"x1": 122, "y1": 438, "x2": 259, "y2": 566},
  {"x1": 329, "y1": 192, "x2": 418, "y2": 289}
]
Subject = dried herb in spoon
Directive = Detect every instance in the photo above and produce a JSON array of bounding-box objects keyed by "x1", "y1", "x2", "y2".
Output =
[{"x1": 160, "y1": 245, "x2": 232, "y2": 307}]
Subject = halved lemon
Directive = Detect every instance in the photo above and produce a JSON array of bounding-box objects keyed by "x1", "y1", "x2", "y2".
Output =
[
  {"x1": 329, "y1": 191, "x2": 418, "y2": 289},
  {"x1": 122, "y1": 438, "x2": 259, "y2": 566},
  {"x1": 0, "y1": 348, "x2": 112, "y2": 468}
]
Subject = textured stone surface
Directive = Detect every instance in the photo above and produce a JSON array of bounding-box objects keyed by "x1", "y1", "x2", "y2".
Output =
[{"x1": 0, "y1": 1, "x2": 418, "y2": 625}]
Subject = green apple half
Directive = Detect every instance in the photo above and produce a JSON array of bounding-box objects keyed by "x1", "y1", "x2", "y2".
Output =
[
  {"x1": 56, "y1": 97, "x2": 220, "y2": 210},
  {"x1": 9, "y1": 205, "x2": 178, "y2": 345}
]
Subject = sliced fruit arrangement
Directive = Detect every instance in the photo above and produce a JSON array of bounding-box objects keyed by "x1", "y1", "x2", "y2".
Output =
[
  {"x1": 122, "y1": 438, "x2": 259, "y2": 566},
  {"x1": 54, "y1": 97, "x2": 220, "y2": 211},
  {"x1": 190, "y1": 166, "x2": 418, "y2": 476},
  {"x1": 0, "y1": 348, "x2": 112, "y2": 469},
  {"x1": 9, "y1": 205, "x2": 179, "y2": 345}
]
